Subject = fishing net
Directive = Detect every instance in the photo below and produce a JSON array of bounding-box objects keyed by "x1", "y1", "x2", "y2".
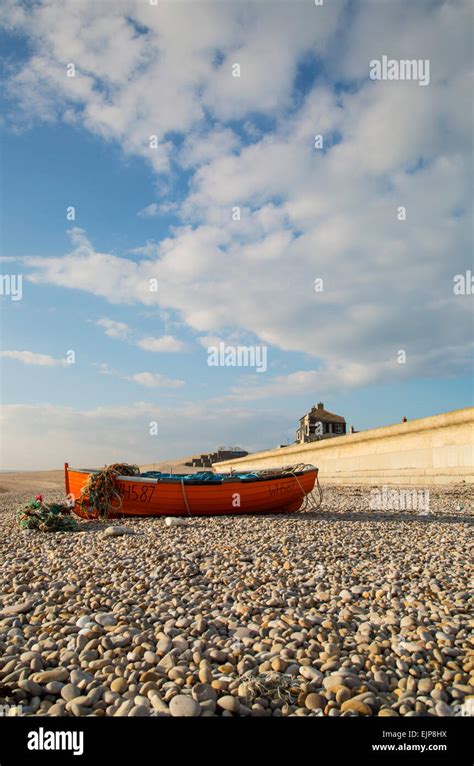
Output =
[
  {"x1": 77, "y1": 463, "x2": 140, "y2": 519},
  {"x1": 17, "y1": 496, "x2": 80, "y2": 532},
  {"x1": 239, "y1": 671, "x2": 300, "y2": 704}
]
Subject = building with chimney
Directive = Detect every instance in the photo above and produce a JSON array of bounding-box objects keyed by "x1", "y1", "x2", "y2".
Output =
[{"x1": 296, "y1": 402, "x2": 346, "y2": 443}]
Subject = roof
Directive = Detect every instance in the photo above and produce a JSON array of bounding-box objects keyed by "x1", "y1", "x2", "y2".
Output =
[{"x1": 299, "y1": 406, "x2": 346, "y2": 423}]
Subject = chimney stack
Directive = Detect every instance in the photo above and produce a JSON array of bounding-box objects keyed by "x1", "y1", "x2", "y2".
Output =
[{"x1": 317, "y1": 402, "x2": 324, "y2": 410}]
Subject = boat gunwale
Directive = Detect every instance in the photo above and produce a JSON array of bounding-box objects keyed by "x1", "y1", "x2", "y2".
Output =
[{"x1": 66, "y1": 465, "x2": 317, "y2": 486}]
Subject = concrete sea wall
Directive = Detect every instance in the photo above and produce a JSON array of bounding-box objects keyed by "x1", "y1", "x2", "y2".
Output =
[{"x1": 214, "y1": 408, "x2": 474, "y2": 486}]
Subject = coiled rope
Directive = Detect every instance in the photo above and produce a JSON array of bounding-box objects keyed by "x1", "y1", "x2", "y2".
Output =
[
  {"x1": 282, "y1": 464, "x2": 323, "y2": 512},
  {"x1": 77, "y1": 463, "x2": 140, "y2": 519}
]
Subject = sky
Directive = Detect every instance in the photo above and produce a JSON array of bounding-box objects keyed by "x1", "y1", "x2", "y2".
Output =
[{"x1": 0, "y1": 0, "x2": 472, "y2": 470}]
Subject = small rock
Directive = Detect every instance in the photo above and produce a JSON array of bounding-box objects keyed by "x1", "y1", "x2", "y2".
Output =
[
  {"x1": 94, "y1": 613, "x2": 117, "y2": 627},
  {"x1": 300, "y1": 666, "x2": 323, "y2": 683},
  {"x1": 61, "y1": 684, "x2": 81, "y2": 702},
  {"x1": 435, "y1": 701, "x2": 454, "y2": 717},
  {"x1": 339, "y1": 589, "x2": 353, "y2": 603},
  {"x1": 104, "y1": 526, "x2": 136, "y2": 537},
  {"x1": 164, "y1": 517, "x2": 187, "y2": 527},
  {"x1": 46, "y1": 703, "x2": 66, "y2": 716},
  {"x1": 418, "y1": 678, "x2": 434, "y2": 694},
  {"x1": 18, "y1": 679, "x2": 43, "y2": 696},
  {"x1": 169, "y1": 695, "x2": 201, "y2": 717},
  {"x1": 323, "y1": 674, "x2": 346, "y2": 691},
  {"x1": 217, "y1": 695, "x2": 240, "y2": 714},
  {"x1": 111, "y1": 678, "x2": 128, "y2": 694},
  {"x1": 129, "y1": 705, "x2": 150, "y2": 717},
  {"x1": 32, "y1": 668, "x2": 69, "y2": 684},
  {"x1": 192, "y1": 684, "x2": 216, "y2": 703},
  {"x1": 0, "y1": 601, "x2": 36, "y2": 617},
  {"x1": 305, "y1": 693, "x2": 326, "y2": 711},
  {"x1": 340, "y1": 699, "x2": 372, "y2": 715}
]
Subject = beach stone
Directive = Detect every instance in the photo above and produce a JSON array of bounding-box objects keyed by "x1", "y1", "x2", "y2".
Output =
[
  {"x1": 323, "y1": 674, "x2": 345, "y2": 691},
  {"x1": 109, "y1": 635, "x2": 131, "y2": 649},
  {"x1": 339, "y1": 589, "x2": 353, "y2": 602},
  {"x1": 129, "y1": 705, "x2": 150, "y2": 716},
  {"x1": 67, "y1": 695, "x2": 92, "y2": 709},
  {"x1": 69, "y1": 703, "x2": 90, "y2": 717},
  {"x1": 32, "y1": 668, "x2": 68, "y2": 684},
  {"x1": 217, "y1": 695, "x2": 240, "y2": 713},
  {"x1": 340, "y1": 699, "x2": 372, "y2": 715},
  {"x1": 373, "y1": 671, "x2": 389, "y2": 690},
  {"x1": 418, "y1": 678, "x2": 434, "y2": 694},
  {"x1": 191, "y1": 683, "x2": 216, "y2": 703},
  {"x1": 104, "y1": 526, "x2": 136, "y2": 537},
  {"x1": 149, "y1": 695, "x2": 169, "y2": 713},
  {"x1": 18, "y1": 679, "x2": 43, "y2": 696},
  {"x1": 400, "y1": 616, "x2": 415, "y2": 628},
  {"x1": 0, "y1": 601, "x2": 35, "y2": 617},
  {"x1": 1, "y1": 481, "x2": 471, "y2": 720},
  {"x1": 61, "y1": 684, "x2": 81, "y2": 702},
  {"x1": 305, "y1": 693, "x2": 326, "y2": 711},
  {"x1": 164, "y1": 517, "x2": 187, "y2": 527},
  {"x1": 169, "y1": 695, "x2": 201, "y2": 717},
  {"x1": 46, "y1": 703, "x2": 66, "y2": 716},
  {"x1": 115, "y1": 700, "x2": 134, "y2": 717},
  {"x1": 68, "y1": 670, "x2": 92, "y2": 688},
  {"x1": 335, "y1": 687, "x2": 351, "y2": 704},
  {"x1": 156, "y1": 638, "x2": 172, "y2": 655},
  {"x1": 111, "y1": 678, "x2": 128, "y2": 694},
  {"x1": 159, "y1": 653, "x2": 175, "y2": 671},
  {"x1": 44, "y1": 682, "x2": 65, "y2": 695},
  {"x1": 94, "y1": 613, "x2": 117, "y2": 627},
  {"x1": 140, "y1": 671, "x2": 162, "y2": 683},
  {"x1": 76, "y1": 615, "x2": 92, "y2": 629},
  {"x1": 20, "y1": 651, "x2": 41, "y2": 663},
  {"x1": 435, "y1": 701, "x2": 454, "y2": 717},
  {"x1": 198, "y1": 667, "x2": 213, "y2": 684},
  {"x1": 300, "y1": 666, "x2": 323, "y2": 683}
]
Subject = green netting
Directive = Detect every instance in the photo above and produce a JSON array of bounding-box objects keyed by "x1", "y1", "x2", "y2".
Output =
[{"x1": 17, "y1": 497, "x2": 80, "y2": 532}]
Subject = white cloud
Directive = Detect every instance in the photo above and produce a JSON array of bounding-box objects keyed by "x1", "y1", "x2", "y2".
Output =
[
  {"x1": 137, "y1": 335, "x2": 186, "y2": 353},
  {"x1": 127, "y1": 371, "x2": 184, "y2": 389},
  {"x1": 26, "y1": 228, "x2": 158, "y2": 305},
  {"x1": 1, "y1": 350, "x2": 69, "y2": 367},
  {"x1": 180, "y1": 127, "x2": 239, "y2": 168},
  {"x1": 95, "y1": 318, "x2": 186, "y2": 353},
  {"x1": 0, "y1": 399, "x2": 290, "y2": 470},
  {"x1": 137, "y1": 203, "x2": 160, "y2": 218},
  {"x1": 3, "y1": 0, "x2": 473, "y2": 396},
  {"x1": 95, "y1": 362, "x2": 119, "y2": 376},
  {"x1": 93, "y1": 362, "x2": 184, "y2": 389},
  {"x1": 96, "y1": 317, "x2": 130, "y2": 340},
  {"x1": 128, "y1": 241, "x2": 160, "y2": 258}
]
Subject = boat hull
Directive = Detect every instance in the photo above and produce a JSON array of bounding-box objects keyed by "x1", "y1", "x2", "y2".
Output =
[{"x1": 64, "y1": 463, "x2": 318, "y2": 518}]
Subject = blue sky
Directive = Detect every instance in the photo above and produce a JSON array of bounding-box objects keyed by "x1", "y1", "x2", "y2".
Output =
[{"x1": 0, "y1": 0, "x2": 472, "y2": 469}]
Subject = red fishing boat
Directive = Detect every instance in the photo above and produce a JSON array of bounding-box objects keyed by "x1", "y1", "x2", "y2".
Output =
[{"x1": 64, "y1": 462, "x2": 319, "y2": 518}]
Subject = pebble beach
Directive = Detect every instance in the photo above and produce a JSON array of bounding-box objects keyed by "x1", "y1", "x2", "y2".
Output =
[{"x1": 1, "y1": 484, "x2": 473, "y2": 718}]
